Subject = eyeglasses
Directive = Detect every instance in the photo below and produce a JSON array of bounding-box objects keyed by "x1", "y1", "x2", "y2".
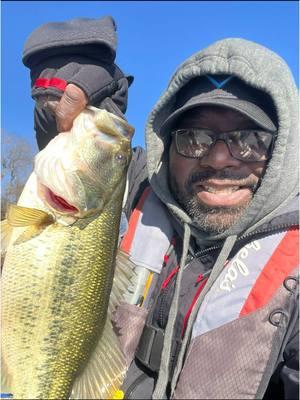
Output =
[{"x1": 171, "y1": 128, "x2": 276, "y2": 162}]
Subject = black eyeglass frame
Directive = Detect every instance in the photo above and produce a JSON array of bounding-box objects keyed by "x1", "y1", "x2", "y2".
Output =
[{"x1": 171, "y1": 128, "x2": 277, "y2": 162}]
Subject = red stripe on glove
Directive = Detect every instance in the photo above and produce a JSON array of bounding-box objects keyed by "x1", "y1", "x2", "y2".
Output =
[{"x1": 35, "y1": 77, "x2": 67, "y2": 91}]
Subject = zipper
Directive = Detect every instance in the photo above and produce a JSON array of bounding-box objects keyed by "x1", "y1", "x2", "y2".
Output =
[
  {"x1": 181, "y1": 272, "x2": 210, "y2": 338},
  {"x1": 125, "y1": 372, "x2": 150, "y2": 399},
  {"x1": 161, "y1": 266, "x2": 179, "y2": 289},
  {"x1": 158, "y1": 264, "x2": 180, "y2": 328},
  {"x1": 195, "y1": 223, "x2": 298, "y2": 258}
]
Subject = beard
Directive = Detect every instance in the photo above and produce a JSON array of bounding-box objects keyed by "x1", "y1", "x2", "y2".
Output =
[{"x1": 170, "y1": 169, "x2": 258, "y2": 234}]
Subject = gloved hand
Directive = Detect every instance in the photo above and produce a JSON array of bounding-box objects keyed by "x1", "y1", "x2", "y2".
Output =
[{"x1": 23, "y1": 16, "x2": 133, "y2": 149}]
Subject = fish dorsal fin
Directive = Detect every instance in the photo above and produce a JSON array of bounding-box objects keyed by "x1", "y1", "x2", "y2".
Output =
[
  {"x1": 7, "y1": 204, "x2": 54, "y2": 227},
  {"x1": 70, "y1": 250, "x2": 137, "y2": 399}
]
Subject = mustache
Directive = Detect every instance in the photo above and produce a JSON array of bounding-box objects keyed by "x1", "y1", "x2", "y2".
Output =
[{"x1": 186, "y1": 169, "x2": 259, "y2": 190}]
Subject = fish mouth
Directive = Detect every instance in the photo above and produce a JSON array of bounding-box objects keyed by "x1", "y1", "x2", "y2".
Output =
[{"x1": 42, "y1": 185, "x2": 79, "y2": 214}]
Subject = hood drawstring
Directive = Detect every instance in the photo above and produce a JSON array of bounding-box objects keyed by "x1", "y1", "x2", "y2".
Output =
[
  {"x1": 152, "y1": 222, "x2": 191, "y2": 399},
  {"x1": 170, "y1": 234, "x2": 237, "y2": 396}
]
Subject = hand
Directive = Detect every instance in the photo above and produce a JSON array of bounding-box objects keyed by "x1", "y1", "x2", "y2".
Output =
[
  {"x1": 37, "y1": 84, "x2": 88, "y2": 132},
  {"x1": 23, "y1": 16, "x2": 133, "y2": 149}
]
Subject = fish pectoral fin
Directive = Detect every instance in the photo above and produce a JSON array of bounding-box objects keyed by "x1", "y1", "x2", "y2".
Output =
[
  {"x1": 70, "y1": 319, "x2": 127, "y2": 400},
  {"x1": 70, "y1": 250, "x2": 137, "y2": 399},
  {"x1": 1, "y1": 356, "x2": 13, "y2": 394},
  {"x1": 7, "y1": 204, "x2": 54, "y2": 227},
  {"x1": 1, "y1": 219, "x2": 13, "y2": 255}
]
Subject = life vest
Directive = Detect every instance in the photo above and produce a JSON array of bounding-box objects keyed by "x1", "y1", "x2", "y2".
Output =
[{"x1": 114, "y1": 188, "x2": 299, "y2": 399}]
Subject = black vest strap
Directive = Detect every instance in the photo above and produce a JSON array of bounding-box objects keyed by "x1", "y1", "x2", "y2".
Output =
[
  {"x1": 135, "y1": 324, "x2": 164, "y2": 372},
  {"x1": 136, "y1": 323, "x2": 182, "y2": 376}
]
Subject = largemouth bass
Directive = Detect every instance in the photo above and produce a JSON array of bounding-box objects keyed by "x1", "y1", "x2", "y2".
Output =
[{"x1": 1, "y1": 107, "x2": 134, "y2": 399}]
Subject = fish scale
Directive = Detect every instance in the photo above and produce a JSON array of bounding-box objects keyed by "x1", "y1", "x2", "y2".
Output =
[{"x1": 1, "y1": 108, "x2": 134, "y2": 399}]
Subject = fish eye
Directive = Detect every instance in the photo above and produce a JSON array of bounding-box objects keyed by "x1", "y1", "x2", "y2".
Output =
[{"x1": 115, "y1": 153, "x2": 126, "y2": 163}]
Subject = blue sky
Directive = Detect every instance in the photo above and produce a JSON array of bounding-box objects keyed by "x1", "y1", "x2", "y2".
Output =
[{"x1": 1, "y1": 1, "x2": 299, "y2": 151}]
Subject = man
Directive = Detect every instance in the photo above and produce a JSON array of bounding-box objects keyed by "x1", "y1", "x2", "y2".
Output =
[{"x1": 23, "y1": 16, "x2": 299, "y2": 399}]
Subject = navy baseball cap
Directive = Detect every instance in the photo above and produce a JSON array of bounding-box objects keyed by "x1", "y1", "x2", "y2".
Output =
[{"x1": 160, "y1": 75, "x2": 277, "y2": 135}]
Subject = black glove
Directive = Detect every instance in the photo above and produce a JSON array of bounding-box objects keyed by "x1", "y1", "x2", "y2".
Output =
[{"x1": 23, "y1": 16, "x2": 133, "y2": 149}]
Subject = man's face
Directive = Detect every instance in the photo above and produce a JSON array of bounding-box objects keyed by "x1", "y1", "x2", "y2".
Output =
[{"x1": 168, "y1": 106, "x2": 268, "y2": 234}]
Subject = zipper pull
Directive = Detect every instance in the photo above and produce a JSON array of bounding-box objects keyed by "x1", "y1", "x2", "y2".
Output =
[
  {"x1": 195, "y1": 269, "x2": 211, "y2": 285},
  {"x1": 196, "y1": 273, "x2": 203, "y2": 284}
]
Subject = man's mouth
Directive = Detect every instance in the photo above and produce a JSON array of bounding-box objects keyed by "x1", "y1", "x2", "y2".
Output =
[
  {"x1": 194, "y1": 181, "x2": 253, "y2": 207},
  {"x1": 200, "y1": 185, "x2": 241, "y2": 194}
]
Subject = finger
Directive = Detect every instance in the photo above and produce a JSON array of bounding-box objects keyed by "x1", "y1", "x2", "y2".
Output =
[
  {"x1": 55, "y1": 84, "x2": 88, "y2": 132},
  {"x1": 36, "y1": 96, "x2": 60, "y2": 114}
]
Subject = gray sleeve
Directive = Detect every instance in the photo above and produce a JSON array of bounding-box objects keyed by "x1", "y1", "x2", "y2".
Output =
[
  {"x1": 123, "y1": 146, "x2": 148, "y2": 219},
  {"x1": 23, "y1": 16, "x2": 117, "y2": 67},
  {"x1": 264, "y1": 288, "x2": 299, "y2": 400},
  {"x1": 281, "y1": 314, "x2": 299, "y2": 400}
]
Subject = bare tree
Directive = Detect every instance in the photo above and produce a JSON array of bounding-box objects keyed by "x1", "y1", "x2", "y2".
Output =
[{"x1": 1, "y1": 130, "x2": 35, "y2": 219}]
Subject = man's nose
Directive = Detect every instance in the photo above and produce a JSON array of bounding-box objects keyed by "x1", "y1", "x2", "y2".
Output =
[{"x1": 200, "y1": 140, "x2": 241, "y2": 170}]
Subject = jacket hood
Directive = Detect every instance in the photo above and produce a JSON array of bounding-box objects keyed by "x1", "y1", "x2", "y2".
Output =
[{"x1": 145, "y1": 38, "x2": 299, "y2": 243}]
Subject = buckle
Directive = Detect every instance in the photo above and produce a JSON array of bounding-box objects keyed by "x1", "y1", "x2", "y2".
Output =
[{"x1": 135, "y1": 324, "x2": 164, "y2": 372}]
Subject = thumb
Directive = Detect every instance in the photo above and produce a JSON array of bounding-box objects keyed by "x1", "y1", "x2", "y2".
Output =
[{"x1": 55, "y1": 84, "x2": 88, "y2": 132}]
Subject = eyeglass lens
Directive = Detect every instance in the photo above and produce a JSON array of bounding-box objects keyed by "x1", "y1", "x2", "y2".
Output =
[{"x1": 175, "y1": 129, "x2": 274, "y2": 161}]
